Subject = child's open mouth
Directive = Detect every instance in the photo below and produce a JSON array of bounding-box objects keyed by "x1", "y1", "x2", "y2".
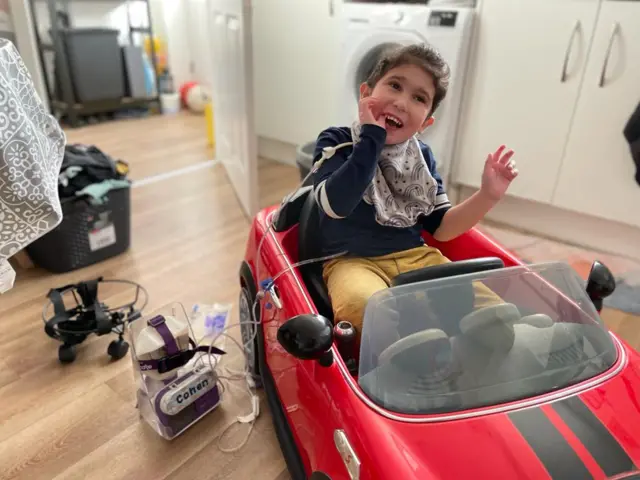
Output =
[{"x1": 384, "y1": 114, "x2": 403, "y2": 130}]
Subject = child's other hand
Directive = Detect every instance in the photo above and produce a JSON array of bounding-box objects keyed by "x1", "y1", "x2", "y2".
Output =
[
  {"x1": 480, "y1": 145, "x2": 518, "y2": 201},
  {"x1": 359, "y1": 97, "x2": 387, "y2": 129}
]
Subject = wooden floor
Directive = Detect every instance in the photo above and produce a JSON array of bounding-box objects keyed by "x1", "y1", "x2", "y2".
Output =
[
  {"x1": 63, "y1": 112, "x2": 215, "y2": 181},
  {"x1": 0, "y1": 113, "x2": 298, "y2": 480},
  {"x1": 0, "y1": 112, "x2": 638, "y2": 480}
]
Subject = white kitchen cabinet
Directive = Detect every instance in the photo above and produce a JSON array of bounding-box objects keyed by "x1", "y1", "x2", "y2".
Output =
[
  {"x1": 453, "y1": 0, "x2": 601, "y2": 203},
  {"x1": 252, "y1": 0, "x2": 341, "y2": 147},
  {"x1": 551, "y1": 1, "x2": 640, "y2": 229}
]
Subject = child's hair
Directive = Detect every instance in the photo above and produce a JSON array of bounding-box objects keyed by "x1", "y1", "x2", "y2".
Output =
[{"x1": 365, "y1": 43, "x2": 450, "y2": 118}]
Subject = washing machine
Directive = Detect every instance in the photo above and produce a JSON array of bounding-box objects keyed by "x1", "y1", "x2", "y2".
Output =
[{"x1": 338, "y1": 0, "x2": 477, "y2": 188}]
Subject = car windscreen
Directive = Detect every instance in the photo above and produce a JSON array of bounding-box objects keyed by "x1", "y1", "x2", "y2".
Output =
[{"x1": 357, "y1": 262, "x2": 618, "y2": 416}]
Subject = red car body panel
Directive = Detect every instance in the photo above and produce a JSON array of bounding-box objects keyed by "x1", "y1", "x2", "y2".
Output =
[{"x1": 243, "y1": 206, "x2": 640, "y2": 480}]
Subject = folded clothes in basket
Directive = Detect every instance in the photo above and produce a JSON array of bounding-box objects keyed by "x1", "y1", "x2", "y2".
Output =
[{"x1": 75, "y1": 179, "x2": 131, "y2": 205}]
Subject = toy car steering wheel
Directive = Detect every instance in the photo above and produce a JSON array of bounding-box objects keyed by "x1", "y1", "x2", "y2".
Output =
[
  {"x1": 377, "y1": 304, "x2": 522, "y2": 371},
  {"x1": 378, "y1": 328, "x2": 453, "y2": 376},
  {"x1": 459, "y1": 303, "x2": 521, "y2": 350}
]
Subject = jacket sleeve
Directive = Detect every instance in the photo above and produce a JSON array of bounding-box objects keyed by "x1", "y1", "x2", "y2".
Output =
[
  {"x1": 312, "y1": 125, "x2": 387, "y2": 219},
  {"x1": 419, "y1": 143, "x2": 452, "y2": 235},
  {"x1": 624, "y1": 102, "x2": 640, "y2": 185},
  {"x1": 623, "y1": 101, "x2": 640, "y2": 144}
]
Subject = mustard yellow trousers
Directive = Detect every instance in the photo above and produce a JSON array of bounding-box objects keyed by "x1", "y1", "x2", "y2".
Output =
[{"x1": 322, "y1": 245, "x2": 502, "y2": 334}]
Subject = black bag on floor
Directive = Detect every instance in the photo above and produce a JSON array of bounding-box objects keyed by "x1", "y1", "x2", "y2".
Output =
[{"x1": 58, "y1": 144, "x2": 129, "y2": 199}]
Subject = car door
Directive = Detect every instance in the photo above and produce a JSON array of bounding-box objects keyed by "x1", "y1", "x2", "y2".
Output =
[{"x1": 259, "y1": 228, "x2": 354, "y2": 476}]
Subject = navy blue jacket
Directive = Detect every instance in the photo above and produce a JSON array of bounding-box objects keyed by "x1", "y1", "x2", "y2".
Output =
[
  {"x1": 312, "y1": 124, "x2": 451, "y2": 258},
  {"x1": 624, "y1": 101, "x2": 640, "y2": 185}
]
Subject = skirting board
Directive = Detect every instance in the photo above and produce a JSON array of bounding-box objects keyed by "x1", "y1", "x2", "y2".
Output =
[
  {"x1": 258, "y1": 136, "x2": 297, "y2": 166},
  {"x1": 457, "y1": 186, "x2": 640, "y2": 261}
]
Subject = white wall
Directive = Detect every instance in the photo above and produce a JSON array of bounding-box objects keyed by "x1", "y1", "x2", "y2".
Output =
[
  {"x1": 7, "y1": 0, "x2": 49, "y2": 110},
  {"x1": 185, "y1": 0, "x2": 214, "y2": 88},
  {"x1": 159, "y1": 0, "x2": 192, "y2": 88},
  {"x1": 0, "y1": 0, "x2": 16, "y2": 42}
]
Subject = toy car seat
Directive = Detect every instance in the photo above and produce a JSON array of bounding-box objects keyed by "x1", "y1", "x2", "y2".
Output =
[{"x1": 298, "y1": 192, "x2": 334, "y2": 320}]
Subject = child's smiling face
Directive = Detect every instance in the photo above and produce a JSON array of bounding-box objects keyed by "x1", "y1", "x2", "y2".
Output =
[{"x1": 360, "y1": 63, "x2": 437, "y2": 145}]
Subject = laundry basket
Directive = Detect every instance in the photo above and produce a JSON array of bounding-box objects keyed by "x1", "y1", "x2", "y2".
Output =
[{"x1": 26, "y1": 184, "x2": 131, "y2": 273}]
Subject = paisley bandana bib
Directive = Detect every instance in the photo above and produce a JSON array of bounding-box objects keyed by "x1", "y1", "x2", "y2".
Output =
[{"x1": 351, "y1": 122, "x2": 437, "y2": 228}]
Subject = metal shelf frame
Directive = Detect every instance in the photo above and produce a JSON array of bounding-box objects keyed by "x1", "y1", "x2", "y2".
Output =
[{"x1": 28, "y1": 0, "x2": 162, "y2": 127}]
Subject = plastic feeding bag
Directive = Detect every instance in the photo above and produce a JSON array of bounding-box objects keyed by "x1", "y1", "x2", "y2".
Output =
[{"x1": 0, "y1": 39, "x2": 66, "y2": 291}]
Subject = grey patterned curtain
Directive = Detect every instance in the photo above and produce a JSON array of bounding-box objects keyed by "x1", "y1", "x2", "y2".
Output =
[{"x1": 0, "y1": 39, "x2": 66, "y2": 262}]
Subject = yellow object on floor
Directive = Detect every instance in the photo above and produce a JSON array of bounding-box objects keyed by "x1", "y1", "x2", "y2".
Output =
[
  {"x1": 115, "y1": 160, "x2": 129, "y2": 176},
  {"x1": 205, "y1": 101, "x2": 215, "y2": 154}
]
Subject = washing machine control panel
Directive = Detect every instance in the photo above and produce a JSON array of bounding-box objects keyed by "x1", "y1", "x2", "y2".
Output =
[
  {"x1": 428, "y1": 10, "x2": 458, "y2": 27},
  {"x1": 343, "y1": 0, "x2": 475, "y2": 5},
  {"x1": 344, "y1": 1, "x2": 429, "y2": 3}
]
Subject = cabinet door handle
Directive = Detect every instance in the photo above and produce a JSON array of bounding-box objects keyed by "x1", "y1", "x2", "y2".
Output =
[
  {"x1": 561, "y1": 20, "x2": 581, "y2": 83},
  {"x1": 599, "y1": 22, "x2": 620, "y2": 88},
  {"x1": 329, "y1": 0, "x2": 334, "y2": 17}
]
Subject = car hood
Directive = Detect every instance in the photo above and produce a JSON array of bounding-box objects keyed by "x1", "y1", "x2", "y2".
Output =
[{"x1": 363, "y1": 358, "x2": 640, "y2": 480}]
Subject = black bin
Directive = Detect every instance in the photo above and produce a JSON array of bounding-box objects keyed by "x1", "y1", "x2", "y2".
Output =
[
  {"x1": 61, "y1": 28, "x2": 126, "y2": 102},
  {"x1": 26, "y1": 185, "x2": 131, "y2": 273}
]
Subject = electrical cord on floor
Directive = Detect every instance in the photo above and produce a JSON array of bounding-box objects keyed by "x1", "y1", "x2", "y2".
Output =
[
  {"x1": 211, "y1": 331, "x2": 261, "y2": 453},
  {"x1": 196, "y1": 250, "x2": 346, "y2": 453},
  {"x1": 191, "y1": 305, "x2": 274, "y2": 454},
  {"x1": 201, "y1": 142, "x2": 354, "y2": 453}
]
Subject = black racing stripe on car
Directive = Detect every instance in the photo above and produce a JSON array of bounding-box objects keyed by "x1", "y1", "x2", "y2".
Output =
[
  {"x1": 508, "y1": 407, "x2": 592, "y2": 480},
  {"x1": 551, "y1": 396, "x2": 637, "y2": 477}
]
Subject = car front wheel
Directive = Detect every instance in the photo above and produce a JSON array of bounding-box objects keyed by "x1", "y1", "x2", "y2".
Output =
[{"x1": 239, "y1": 284, "x2": 262, "y2": 388}]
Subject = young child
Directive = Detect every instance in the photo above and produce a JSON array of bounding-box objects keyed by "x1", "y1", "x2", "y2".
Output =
[{"x1": 311, "y1": 43, "x2": 518, "y2": 335}]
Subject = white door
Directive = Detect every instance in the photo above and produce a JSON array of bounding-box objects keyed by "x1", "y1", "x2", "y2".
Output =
[
  {"x1": 210, "y1": 0, "x2": 259, "y2": 218},
  {"x1": 187, "y1": 0, "x2": 215, "y2": 87},
  {"x1": 452, "y1": 0, "x2": 600, "y2": 204},
  {"x1": 551, "y1": 1, "x2": 640, "y2": 229}
]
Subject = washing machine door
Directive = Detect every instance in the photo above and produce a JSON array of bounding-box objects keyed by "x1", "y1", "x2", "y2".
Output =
[{"x1": 339, "y1": 30, "x2": 426, "y2": 126}]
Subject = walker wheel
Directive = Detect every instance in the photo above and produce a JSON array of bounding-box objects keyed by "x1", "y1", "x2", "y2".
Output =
[
  {"x1": 59, "y1": 344, "x2": 77, "y2": 364},
  {"x1": 108, "y1": 339, "x2": 129, "y2": 360}
]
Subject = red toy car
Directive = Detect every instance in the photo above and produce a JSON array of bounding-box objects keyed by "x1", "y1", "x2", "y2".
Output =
[{"x1": 239, "y1": 190, "x2": 640, "y2": 480}]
